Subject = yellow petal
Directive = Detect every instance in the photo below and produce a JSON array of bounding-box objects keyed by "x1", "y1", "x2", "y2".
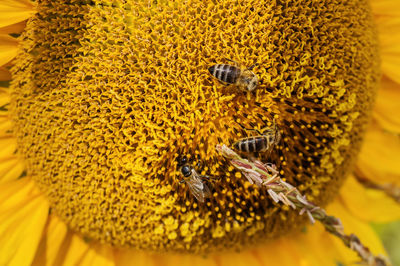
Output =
[
  {"x1": 372, "y1": 2, "x2": 400, "y2": 84},
  {"x1": 373, "y1": 77, "x2": 400, "y2": 133},
  {"x1": 381, "y1": 56, "x2": 400, "y2": 85},
  {"x1": 0, "y1": 86, "x2": 10, "y2": 107},
  {"x1": 0, "y1": 20, "x2": 26, "y2": 34},
  {"x1": 245, "y1": 226, "x2": 350, "y2": 266},
  {"x1": 31, "y1": 215, "x2": 68, "y2": 266},
  {"x1": 116, "y1": 249, "x2": 219, "y2": 266},
  {"x1": 217, "y1": 249, "x2": 266, "y2": 266},
  {"x1": 326, "y1": 200, "x2": 388, "y2": 263},
  {"x1": 250, "y1": 238, "x2": 311, "y2": 266},
  {"x1": 0, "y1": 135, "x2": 17, "y2": 157},
  {"x1": 115, "y1": 250, "x2": 160, "y2": 266},
  {"x1": 79, "y1": 243, "x2": 115, "y2": 266},
  {"x1": 0, "y1": 115, "x2": 13, "y2": 136},
  {"x1": 154, "y1": 254, "x2": 217, "y2": 266},
  {"x1": 291, "y1": 224, "x2": 346, "y2": 266},
  {"x1": 357, "y1": 124, "x2": 400, "y2": 185},
  {"x1": 0, "y1": 178, "x2": 49, "y2": 266},
  {"x1": 0, "y1": 87, "x2": 10, "y2": 130},
  {"x1": 340, "y1": 175, "x2": 400, "y2": 222},
  {"x1": 0, "y1": 156, "x2": 25, "y2": 183},
  {"x1": 0, "y1": 67, "x2": 11, "y2": 81},
  {"x1": 182, "y1": 255, "x2": 218, "y2": 266},
  {"x1": 33, "y1": 221, "x2": 104, "y2": 266},
  {"x1": 371, "y1": 0, "x2": 400, "y2": 16},
  {"x1": 0, "y1": 34, "x2": 19, "y2": 66},
  {"x1": 0, "y1": 177, "x2": 34, "y2": 210},
  {"x1": 61, "y1": 234, "x2": 90, "y2": 266},
  {"x1": 0, "y1": 0, "x2": 35, "y2": 29},
  {"x1": 378, "y1": 17, "x2": 400, "y2": 49}
]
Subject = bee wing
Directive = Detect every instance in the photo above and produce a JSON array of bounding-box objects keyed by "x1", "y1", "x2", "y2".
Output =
[
  {"x1": 186, "y1": 173, "x2": 211, "y2": 202},
  {"x1": 200, "y1": 180, "x2": 211, "y2": 198}
]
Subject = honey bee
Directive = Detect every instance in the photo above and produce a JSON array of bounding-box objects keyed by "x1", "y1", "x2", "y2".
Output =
[
  {"x1": 178, "y1": 156, "x2": 211, "y2": 202},
  {"x1": 208, "y1": 59, "x2": 258, "y2": 91},
  {"x1": 233, "y1": 121, "x2": 281, "y2": 154}
]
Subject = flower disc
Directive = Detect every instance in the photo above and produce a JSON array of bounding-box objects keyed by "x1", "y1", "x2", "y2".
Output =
[{"x1": 10, "y1": 0, "x2": 379, "y2": 253}]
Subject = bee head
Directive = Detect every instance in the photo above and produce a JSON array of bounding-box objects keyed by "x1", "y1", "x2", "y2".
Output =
[
  {"x1": 180, "y1": 165, "x2": 192, "y2": 177},
  {"x1": 246, "y1": 74, "x2": 258, "y2": 92},
  {"x1": 208, "y1": 65, "x2": 216, "y2": 76},
  {"x1": 239, "y1": 69, "x2": 259, "y2": 92}
]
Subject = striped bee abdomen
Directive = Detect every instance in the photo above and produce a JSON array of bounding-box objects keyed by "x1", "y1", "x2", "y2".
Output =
[
  {"x1": 209, "y1": 64, "x2": 240, "y2": 84},
  {"x1": 233, "y1": 136, "x2": 267, "y2": 153}
]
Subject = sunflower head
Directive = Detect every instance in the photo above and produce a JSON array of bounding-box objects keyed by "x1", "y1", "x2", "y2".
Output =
[{"x1": 10, "y1": 0, "x2": 379, "y2": 253}]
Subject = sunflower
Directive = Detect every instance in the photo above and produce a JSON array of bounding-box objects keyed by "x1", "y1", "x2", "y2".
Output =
[{"x1": 1, "y1": 0, "x2": 400, "y2": 265}]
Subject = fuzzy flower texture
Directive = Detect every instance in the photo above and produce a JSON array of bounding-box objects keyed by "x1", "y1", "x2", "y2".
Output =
[{"x1": 1, "y1": 0, "x2": 400, "y2": 266}]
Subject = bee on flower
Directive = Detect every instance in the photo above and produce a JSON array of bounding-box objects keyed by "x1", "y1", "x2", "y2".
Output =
[
  {"x1": 178, "y1": 155, "x2": 212, "y2": 202},
  {"x1": 233, "y1": 120, "x2": 281, "y2": 154},
  {"x1": 208, "y1": 59, "x2": 259, "y2": 91}
]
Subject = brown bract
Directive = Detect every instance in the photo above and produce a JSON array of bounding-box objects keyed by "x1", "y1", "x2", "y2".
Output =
[{"x1": 10, "y1": 0, "x2": 379, "y2": 253}]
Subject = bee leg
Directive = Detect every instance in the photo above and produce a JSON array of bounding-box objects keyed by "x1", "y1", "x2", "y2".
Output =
[
  {"x1": 215, "y1": 79, "x2": 229, "y2": 86},
  {"x1": 179, "y1": 179, "x2": 185, "y2": 184}
]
